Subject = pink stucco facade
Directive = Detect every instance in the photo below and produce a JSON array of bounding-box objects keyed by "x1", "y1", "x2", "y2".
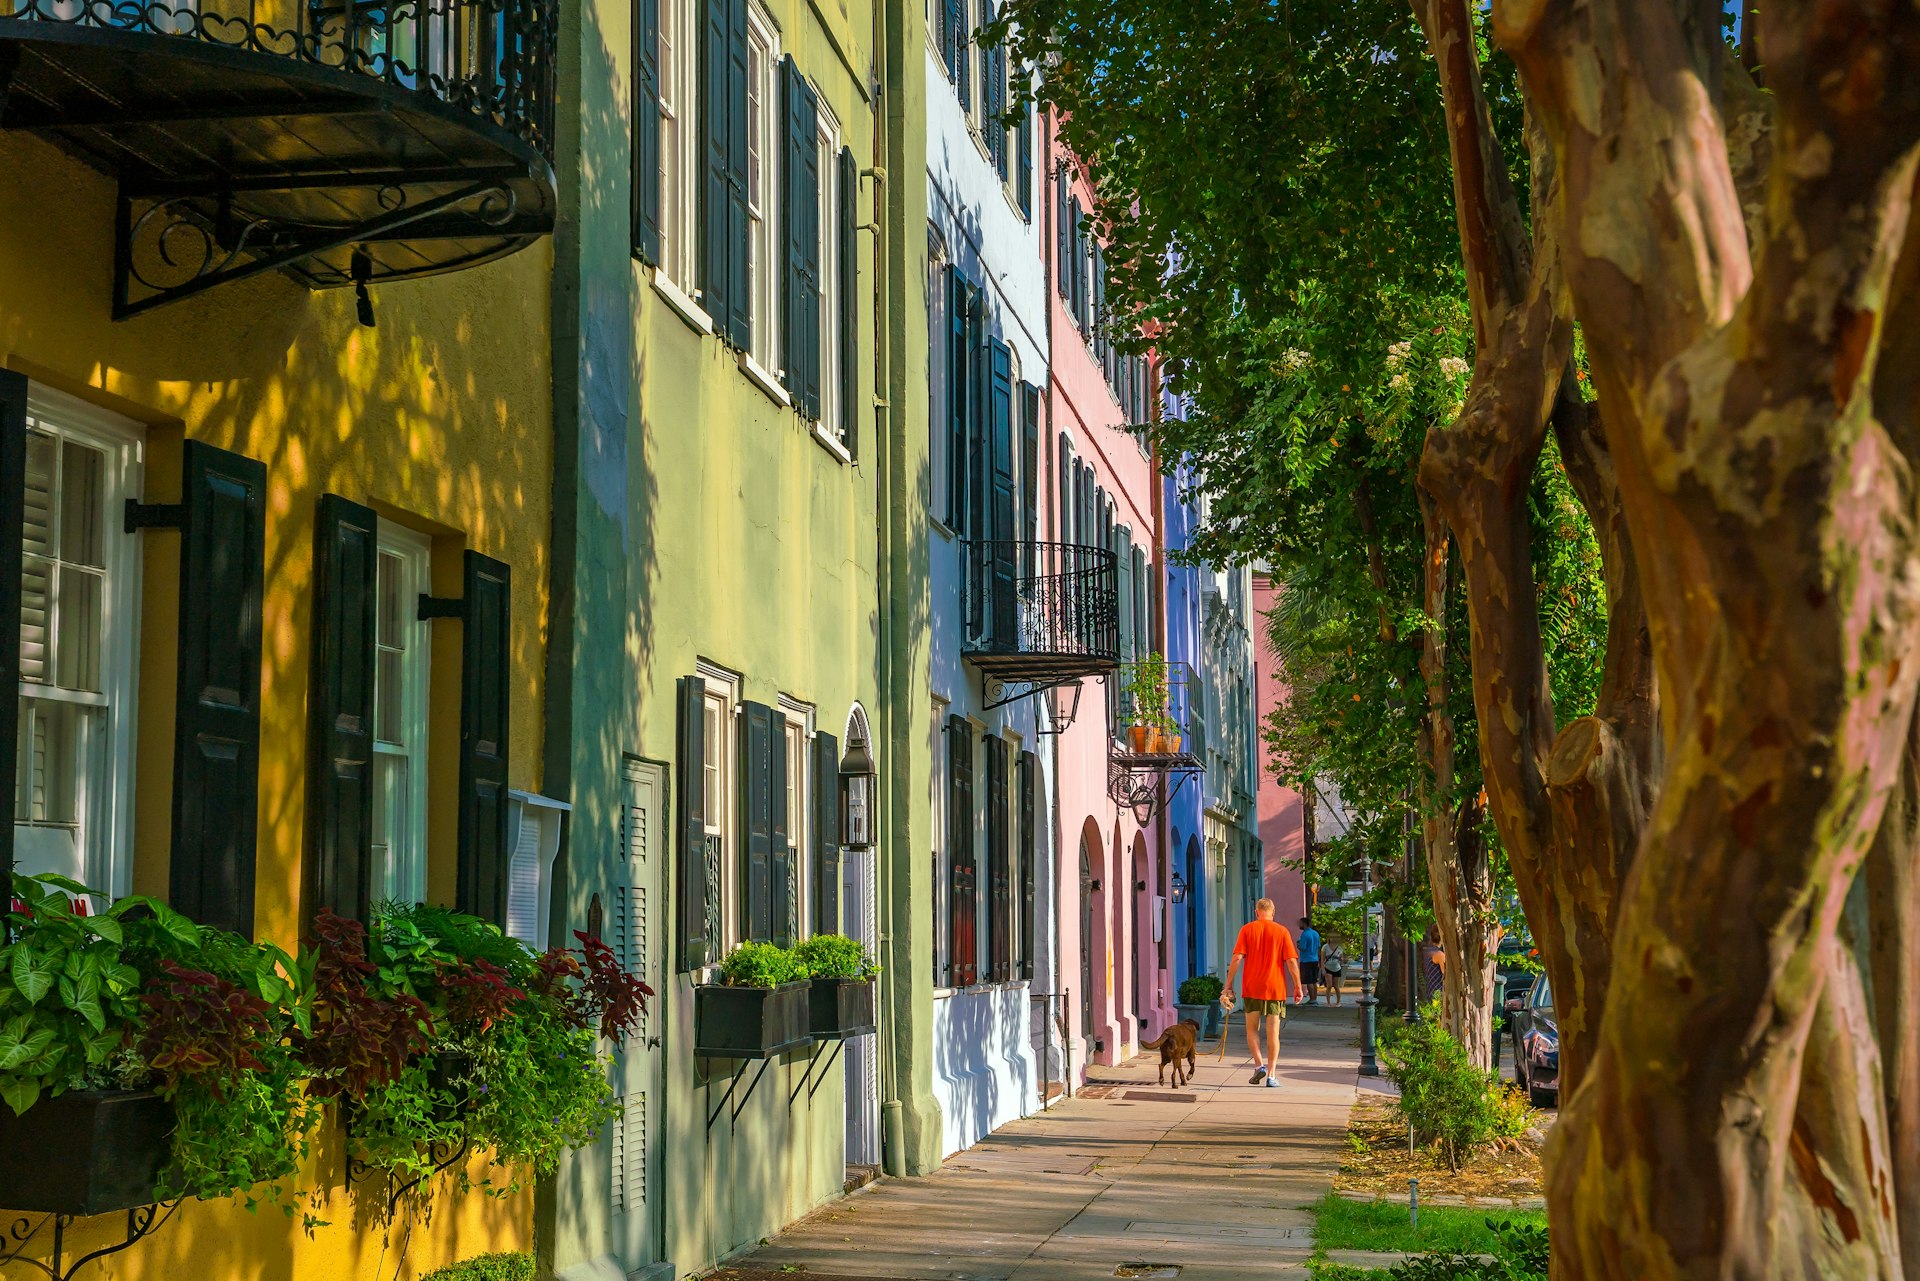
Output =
[
  {"x1": 1045, "y1": 113, "x2": 1174, "y2": 1071},
  {"x1": 1253, "y1": 573, "x2": 1310, "y2": 925}
]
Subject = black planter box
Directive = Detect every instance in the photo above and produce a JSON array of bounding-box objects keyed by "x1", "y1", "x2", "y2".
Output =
[
  {"x1": 694, "y1": 982, "x2": 811, "y2": 1058},
  {"x1": 808, "y1": 978, "x2": 877, "y2": 1039},
  {"x1": 0, "y1": 1089, "x2": 173, "y2": 1216}
]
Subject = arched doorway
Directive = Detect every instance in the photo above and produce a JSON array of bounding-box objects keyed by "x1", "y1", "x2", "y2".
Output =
[{"x1": 1079, "y1": 834, "x2": 1094, "y2": 1041}]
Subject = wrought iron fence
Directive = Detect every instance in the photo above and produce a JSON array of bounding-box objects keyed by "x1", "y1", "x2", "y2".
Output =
[
  {"x1": 0, "y1": 0, "x2": 558, "y2": 160},
  {"x1": 962, "y1": 539, "x2": 1120, "y2": 666}
]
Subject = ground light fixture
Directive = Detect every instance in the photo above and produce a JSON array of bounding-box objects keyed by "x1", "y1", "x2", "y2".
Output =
[{"x1": 839, "y1": 730, "x2": 877, "y2": 849}]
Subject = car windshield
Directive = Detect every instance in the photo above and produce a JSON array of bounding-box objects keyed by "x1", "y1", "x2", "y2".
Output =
[{"x1": 1533, "y1": 974, "x2": 1552, "y2": 1012}]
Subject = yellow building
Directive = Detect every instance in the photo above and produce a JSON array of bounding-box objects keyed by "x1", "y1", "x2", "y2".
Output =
[{"x1": 0, "y1": 3, "x2": 559, "y2": 1274}]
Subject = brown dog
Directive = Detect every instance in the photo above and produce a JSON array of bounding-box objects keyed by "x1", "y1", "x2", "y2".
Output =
[{"x1": 1141, "y1": 1019, "x2": 1201, "y2": 1087}]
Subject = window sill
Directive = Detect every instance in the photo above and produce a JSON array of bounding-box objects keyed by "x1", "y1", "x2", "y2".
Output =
[
  {"x1": 930, "y1": 516, "x2": 957, "y2": 542},
  {"x1": 738, "y1": 351, "x2": 792, "y2": 407},
  {"x1": 812, "y1": 423, "x2": 853, "y2": 464},
  {"x1": 651, "y1": 270, "x2": 714, "y2": 337}
]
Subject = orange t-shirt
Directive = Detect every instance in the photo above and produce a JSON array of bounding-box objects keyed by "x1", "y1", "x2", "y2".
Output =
[{"x1": 1233, "y1": 920, "x2": 1299, "y2": 1001}]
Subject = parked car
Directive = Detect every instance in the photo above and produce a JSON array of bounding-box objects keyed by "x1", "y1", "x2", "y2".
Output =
[
  {"x1": 1507, "y1": 972, "x2": 1559, "y2": 1108},
  {"x1": 1495, "y1": 935, "x2": 1539, "y2": 1006}
]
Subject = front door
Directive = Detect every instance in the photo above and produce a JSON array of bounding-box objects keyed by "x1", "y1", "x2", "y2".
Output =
[{"x1": 613, "y1": 758, "x2": 666, "y2": 1271}]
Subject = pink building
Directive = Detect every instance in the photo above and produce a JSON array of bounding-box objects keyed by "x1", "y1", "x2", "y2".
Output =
[
  {"x1": 1253, "y1": 572, "x2": 1309, "y2": 926},
  {"x1": 1044, "y1": 114, "x2": 1170, "y2": 1071}
]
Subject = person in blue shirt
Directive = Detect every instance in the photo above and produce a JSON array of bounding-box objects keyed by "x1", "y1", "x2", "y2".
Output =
[{"x1": 1297, "y1": 917, "x2": 1323, "y2": 1006}]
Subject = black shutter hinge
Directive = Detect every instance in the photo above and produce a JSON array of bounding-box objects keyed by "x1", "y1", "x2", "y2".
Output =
[
  {"x1": 124, "y1": 500, "x2": 185, "y2": 533},
  {"x1": 417, "y1": 594, "x2": 467, "y2": 621}
]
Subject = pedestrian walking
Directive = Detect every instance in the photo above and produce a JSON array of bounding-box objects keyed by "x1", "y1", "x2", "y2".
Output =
[
  {"x1": 1221, "y1": 898, "x2": 1301, "y2": 1088},
  {"x1": 1297, "y1": 916, "x2": 1322, "y2": 1005},
  {"x1": 1321, "y1": 939, "x2": 1345, "y2": 1005}
]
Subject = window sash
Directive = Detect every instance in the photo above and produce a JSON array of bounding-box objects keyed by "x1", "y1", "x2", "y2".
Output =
[
  {"x1": 658, "y1": 0, "x2": 700, "y2": 289},
  {"x1": 369, "y1": 525, "x2": 431, "y2": 907},
  {"x1": 701, "y1": 679, "x2": 738, "y2": 946},
  {"x1": 13, "y1": 393, "x2": 141, "y2": 900},
  {"x1": 816, "y1": 117, "x2": 841, "y2": 437},
  {"x1": 747, "y1": 12, "x2": 780, "y2": 371}
]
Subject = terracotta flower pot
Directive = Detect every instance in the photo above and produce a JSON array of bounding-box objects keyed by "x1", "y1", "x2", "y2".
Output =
[{"x1": 1128, "y1": 724, "x2": 1149, "y2": 753}]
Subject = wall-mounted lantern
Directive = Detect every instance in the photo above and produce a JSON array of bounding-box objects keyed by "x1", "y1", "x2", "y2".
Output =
[
  {"x1": 839, "y1": 730, "x2": 877, "y2": 850},
  {"x1": 1170, "y1": 871, "x2": 1188, "y2": 904}
]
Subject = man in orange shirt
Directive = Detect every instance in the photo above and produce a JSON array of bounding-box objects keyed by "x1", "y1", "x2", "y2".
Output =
[{"x1": 1222, "y1": 898, "x2": 1302, "y2": 1087}]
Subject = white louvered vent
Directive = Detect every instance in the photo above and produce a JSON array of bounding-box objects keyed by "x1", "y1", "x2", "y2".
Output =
[
  {"x1": 611, "y1": 1091, "x2": 646, "y2": 1215},
  {"x1": 505, "y1": 807, "x2": 543, "y2": 944},
  {"x1": 626, "y1": 800, "x2": 647, "y2": 867}
]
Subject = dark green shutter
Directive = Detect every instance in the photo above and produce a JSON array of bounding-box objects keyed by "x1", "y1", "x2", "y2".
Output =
[
  {"x1": 839, "y1": 146, "x2": 859, "y2": 453},
  {"x1": 455, "y1": 552, "x2": 512, "y2": 925},
  {"x1": 0, "y1": 373, "x2": 24, "y2": 883},
  {"x1": 947, "y1": 717, "x2": 976, "y2": 987},
  {"x1": 946, "y1": 265, "x2": 970, "y2": 532},
  {"x1": 304, "y1": 495, "x2": 378, "y2": 927},
  {"x1": 633, "y1": 0, "x2": 663, "y2": 262},
  {"x1": 987, "y1": 338, "x2": 1016, "y2": 646},
  {"x1": 985, "y1": 735, "x2": 1009, "y2": 984},
  {"x1": 742, "y1": 700, "x2": 776, "y2": 942},
  {"x1": 702, "y1": 0, "x2": 743, "y2": 340},
  {"x1": 782, "y1": 57, "x2": 822, "y2": 420},
  {"x1": 967, "y1": 290, "x2": 989, "y2": 542},
  {"x1": 941, "y1": 0, "x2": 959, "y2": 79},
  {"x1": 1020, "y1": 383, "x2": 1040, "y2": 547},
  {"x1": 167, "y1": 441, "x2": 267, "y2": 937},
  {"x1": 1068, "y1": 197, "x2": 1084, "y2": 326},
  {"x1": 813, "y1": 730, "x2": 840, "y2": 935},
  {"x1": 725, "y1": 0, "x2": 751, "y2": 348},
  {"x1": 955, "y1": 0, "x2": 971, "y2": 111},
  {"x1": 1018, "y1": 750, "x2": 1036, "y2": 981},
  {"x1": 1056, "y1": 172, "x2": 1071, "y2": 299},
  {"x1": 1017, "y1": 98, "x2": 1032, "y2": 219},
  {"x1": 770, "y1": 710, "x2": 794, "y2": 947},
  {"x1": 983, "y1": 5, "x2": 1004, "y2": 174},
  {"x1": 676, "y1": 676, "x2": 712, "y2": 969}
]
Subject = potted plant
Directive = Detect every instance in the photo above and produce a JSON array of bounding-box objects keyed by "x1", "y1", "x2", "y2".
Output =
[
  {"x1": 793, "y1": 935, "x2": 879, "y2": 1039},
  {"x1": 1176, "y1": 973, "x2": 1226, "y2": 1038},
  {"x1": 1121, "y1": 655, "x2": 1172, "y2": 754},
  {"x1": 0, "y1": 873, "x2": 316, "y2": 1216},
  {"x1": 694, "y1": 942, "x2": 811, "y2": 1058},
  {"x1": 1173, "y1": 974, "x2": 1212, "y2": 1036}
]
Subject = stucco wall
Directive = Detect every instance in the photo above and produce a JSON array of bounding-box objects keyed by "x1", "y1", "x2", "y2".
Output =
[
  {"x1": 0, "y1": 129, "x2": 552, "y2": 1278},
  {"x1": 1252, "y1": 574, "x2": 1309, "y2": 925}
]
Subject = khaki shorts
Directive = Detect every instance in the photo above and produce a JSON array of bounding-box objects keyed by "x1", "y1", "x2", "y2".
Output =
[{"x1": 1242, "y1": 997, "x2": 1287, "y2": 1016}]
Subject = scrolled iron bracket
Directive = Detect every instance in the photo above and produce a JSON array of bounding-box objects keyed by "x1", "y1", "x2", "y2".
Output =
[{"x1": 0, "y1": 1202, "x2": 182, "y2": 1281}]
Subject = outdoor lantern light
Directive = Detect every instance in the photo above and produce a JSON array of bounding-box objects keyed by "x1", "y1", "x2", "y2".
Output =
[
  {"x1": 1128, "y1": 786, "x2": 1158, "y2": 827},
  {"x1": 1170, "y1": 871, "x2": 1188, "y2": 904},
  {"x1": 839, "y1": 731, "x2": 877, "y2": 849}
]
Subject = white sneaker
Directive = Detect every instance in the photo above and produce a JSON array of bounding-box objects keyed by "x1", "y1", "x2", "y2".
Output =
[{"x1": 1264, "y1": 1075, "x2": 1280, "y2": 1088}]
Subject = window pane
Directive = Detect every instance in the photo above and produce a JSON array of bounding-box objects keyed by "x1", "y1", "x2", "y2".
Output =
[
  {"x1": 18, "y1": 699, "x2": 83, "y2": 825},
  {"x1": 373, "y1": 752, "x2": 410, "y2": 901},
  {"x1": 20, "y1": 433, "x2": 56, "y2": 683},
  {"x1": 703, "y1": 697, "x2": 723, "y2": 833},
  {"x1": 59, "y1": 442, "x2": 105, "y2": 569},
  {"x1": 54, "y1": 566, "x2": 101, "y2": 692},
  {"x1": 375, "y1": 552, "x2": 404, "y2": 745}
]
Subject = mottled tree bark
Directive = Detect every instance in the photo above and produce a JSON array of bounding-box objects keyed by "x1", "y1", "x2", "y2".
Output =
[{"x1": 1483, "y1": 0, "x2": 1920, "y2": 1275}]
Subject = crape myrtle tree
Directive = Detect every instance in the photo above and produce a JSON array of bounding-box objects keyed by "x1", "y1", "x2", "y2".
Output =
[{"x1": 996, "y1": 0, "x2": 1920, "y2": 1269}]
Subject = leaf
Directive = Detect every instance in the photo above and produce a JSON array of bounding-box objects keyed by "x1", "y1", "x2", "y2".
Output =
[
  {"x1": 10, "y1": 949, "x2": 53, "y2": 1005},
  {"x1": 0, "y1": 1024, "x2": 54, "y2": 1071},
  {"x1": 0, "y1": 1075, "x2": 40, "y2": 1116},
  {"x1": 81, "y1": 915, "x2": 123, "y2": 946},
  {"x1": 86, "y1": 1029, "x2": 123, "y2": 1061}
]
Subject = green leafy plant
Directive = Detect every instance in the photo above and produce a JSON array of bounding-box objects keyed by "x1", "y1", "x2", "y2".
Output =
[
  {"x1": 418, "y1": 1252, "x2": 535, "y2": 1281},
  {"x1": 1386, "y1": 1220, "x2": 1548, "y2": 1280},
  {"x1": 1177, "y1": 973, "x2": 1224, "y2": 1005},
  {"x1": 1378, "y1": 1005, "x2": 1529, "y2": 1169},
  {"x1": 719, "y1": 941, "x2": 809, "y2": 988},
  {"x1": 793, "y1": 934, "x2": 879, "y2": 980},
  {"x1": 1120, "y1": 653, "x2": 1177, "y2": 733}
]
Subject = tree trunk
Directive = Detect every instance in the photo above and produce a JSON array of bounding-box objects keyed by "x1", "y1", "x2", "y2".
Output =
[{"x1": 1491, "y1": 0, "x2": 1920, "y2": 1274}]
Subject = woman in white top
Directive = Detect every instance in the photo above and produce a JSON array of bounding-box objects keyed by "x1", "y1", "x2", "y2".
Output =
[{"x1": 1320, "y1": 941, "x2": 1345, "y2": 1005}]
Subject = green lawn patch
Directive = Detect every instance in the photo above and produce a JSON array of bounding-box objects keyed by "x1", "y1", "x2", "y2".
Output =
[{"x1": 1311, "y1": 1192, "x2": 1546, "y2": 1254}]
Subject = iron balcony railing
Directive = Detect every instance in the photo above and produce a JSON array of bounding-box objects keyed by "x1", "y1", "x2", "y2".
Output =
[
  {"x1": 962, "y1": 540, "x2": 1120, "y2": 680},
  {"x1": 1113, "y1": 657, "x2": 1203, "y2": 758},
  {"x1": 0, "y1": 0, "x2": 558, "y2": 160}
]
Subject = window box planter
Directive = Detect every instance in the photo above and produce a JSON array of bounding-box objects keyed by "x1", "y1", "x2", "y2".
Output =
[
  {"x1": 0, "y1": 1089, "x2": 173, "y2": 1215},
  {"x1": 808, "y1": 977, "x2": 877, "y2": 1039},
  {"x1": 694, "y1": 981, "x2": 811, "y2": 1058}
]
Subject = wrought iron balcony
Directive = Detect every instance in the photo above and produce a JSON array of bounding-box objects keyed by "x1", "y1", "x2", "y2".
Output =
[
  {"x1": 1, "y1": 0, "x2": 556, "y2": 316},
  {"x1": 961, "y1": 540, "x2": 1120, "y2": 704}
]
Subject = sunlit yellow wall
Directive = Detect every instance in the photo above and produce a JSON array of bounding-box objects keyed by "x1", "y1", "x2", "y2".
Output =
[{"x1": 0, "y1": 128, "x2": 552, "y2": 1279}]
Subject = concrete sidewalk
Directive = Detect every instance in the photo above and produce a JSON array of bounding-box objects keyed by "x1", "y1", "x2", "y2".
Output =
[{"x1": 708, "y1": 1003, "x2": 1363, "y2": 1281}]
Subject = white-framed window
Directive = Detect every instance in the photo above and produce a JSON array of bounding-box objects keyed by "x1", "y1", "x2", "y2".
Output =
[
  {"x1": 927, "y1": 228, "x2": 949, "y2": 521},
  {"x1": 779, "y1": 696, "x2": 813, "y2": 937},
  {"x1": 657, "y1": 0, "x2": 700, "y2": 291},
  {"x1": 14, "y1": 389, "x2": 143, "y2": 900},
  {"x1": 747, "y1": 7, "x2": 781, "y2": 375},
  {"x1": 816, "y1": 105, "x2": 844, "y2": 438},
  {"x1": 371, "y1": 521, "x2": 432, "y2": 907},
  {"x1": 700, "y1": 661, "x2": 741, "y2": 948}
]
